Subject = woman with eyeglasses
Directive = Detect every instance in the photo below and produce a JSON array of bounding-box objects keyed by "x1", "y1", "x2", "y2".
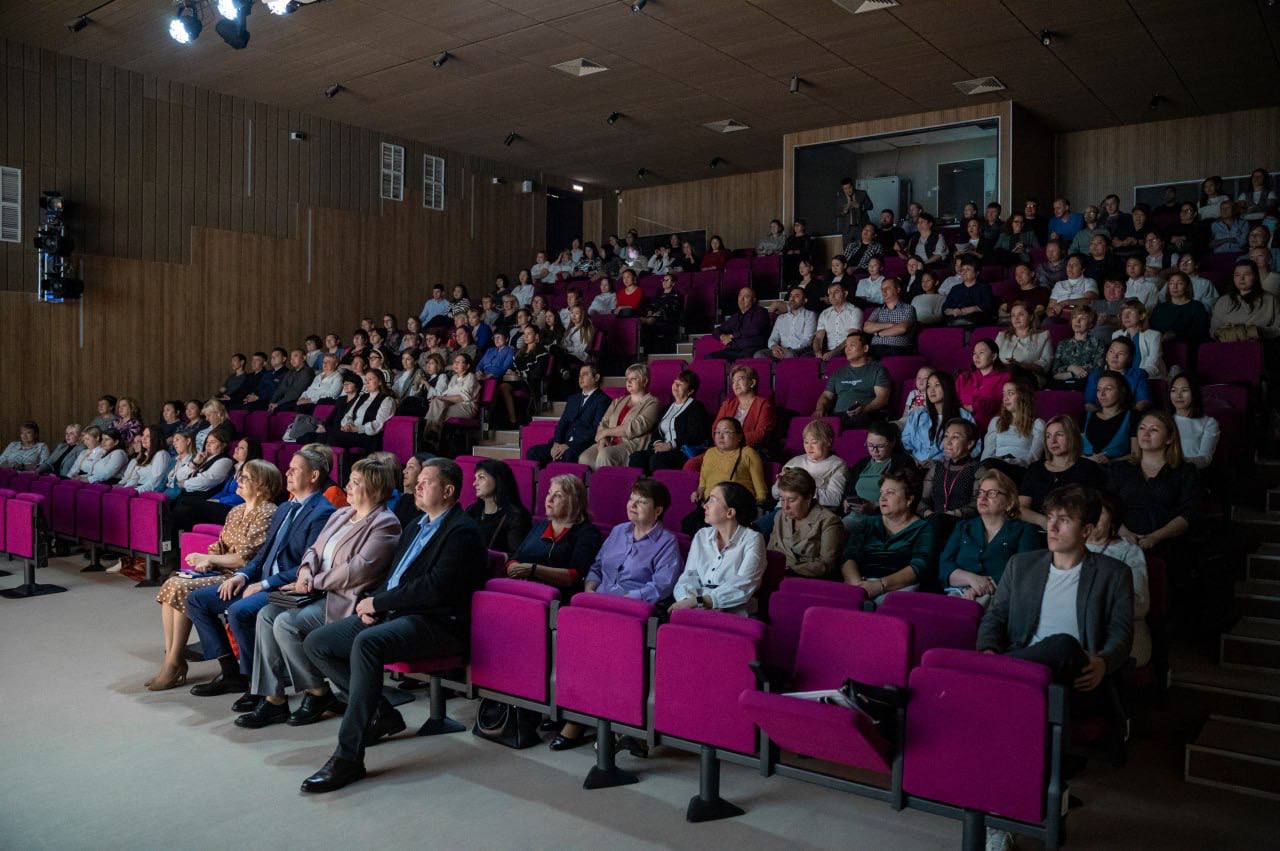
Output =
[
  {"x1": 938, "y1": 469, "x2": 1038, "y2": 603},
  {"x1": 842, "y1": 420, "x2": 915, "y2": 526}
]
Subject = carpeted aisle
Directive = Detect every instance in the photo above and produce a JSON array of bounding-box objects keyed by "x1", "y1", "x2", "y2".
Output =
[{"x1": 0, "y1": 556, "x2": 1272, "y2": 850}]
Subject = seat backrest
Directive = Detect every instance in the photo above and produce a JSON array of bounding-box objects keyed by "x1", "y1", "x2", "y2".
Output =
[
  {"x1": 777, "y1": 370, "x2": 826, "y2": 417},
  {"x1": 1035, "y1": 389, "x2": 1085, "y2": 425},
  {"x1": 535, "y1": 462, "x2": 590, "y2": 517},
  {"x1": 1199, "y1": 341, "x2": 1263, "y2": 386},
  {"x1": 470, "y1": 586, "x2": 555, "y2": 703},
  {"x1": 268, "y1": 410, "x2": 296, "y2": 442},
  {"x1": 654, "y1": 618, "x2": 764, "y2": 754},
  {"x1": 243, "y1": 410, "x2": 269, "y2": 443},
  {"x1": 101, "y1": 486, "x2": 137, "y2": 548},
  {"x1": 647, "y1": 359, "x2": 687, "y2": 407},
  {"x1": 876, "y1": 592, "x2": 982, "y2": 667},
  {"x1": 128, "y1": 492, "x2": 167, "y2": 555},
  {"x1": 689, "y1": 359, "x2": 728, "y2": 414},
  {"x1": 692, "y1": 334, "x2": 725, "y2": 361},
  {"x1": 651, "y1": 468, "x2": 699, "y2": 532},
  {"x1": 312, "y1": 403, "x2": 335, "y2": 422},
  {"x1": 971, "y1": 325, "x2": 1003, "y2": 346},
  {"x1": 50, "y1": 479, "x2": 83, "y2": 537},
  {"x1": 226, "y1": 409, "x2": 247, "y2": 433},
  {"x1": 381, "y1": 416, "x2": 418, "y2": 464},
  {"x1": 6, "y1": 494, "x2": 42, "y2": 558},
  {"x1": 791, "y1": 607, "x2": 911, "y2": 692},
  {"x1": 519, "y1": 421, "x2": 558, "y2": 459},
  {"x1": 835, "y1": 429, "x2": 869, "y2": 465},
  {"x1": 1202, "y1": 382, "x2": 1248, "y2": 412},
  {"x1": 554, "y1": 597, "x2": 653, "y2": 725},
  {"x1": 779, "y1": 575, "x2": 867, "y2": 600},
  {"x1": 765, "y1": 588, "x2": 868, "y2": 672},
  {"x1": 456, "y1": 456, "x2": 480, "y2": 508},
  {"x1": 920, "y1": 647, "x2": 1052, "y2": 688},
  {"x1": 880, "y1": 354, "x2": 928, "y2": 386},
  {"x1": 567, "y1": 590, "x2": 654, "y2": 619},
  {"x1": 503, "y1": 459, "x2": 537, "y2": 513}
]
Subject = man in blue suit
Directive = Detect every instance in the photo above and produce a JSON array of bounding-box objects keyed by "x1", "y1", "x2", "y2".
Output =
[
  {"x1": 526, "y1": 364, "x2": 610, "y2": 465},
  {"x1": 187, "y1": 446, "x2": 336, "y2": 709}
]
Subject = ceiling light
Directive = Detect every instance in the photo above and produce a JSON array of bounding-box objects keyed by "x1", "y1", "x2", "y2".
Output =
[
  {"x1": 169, "y1": 8, "x2": 203, "y2": 43},
  {"x1": 709, "y1": 157, "x2": 725, "y2": 169},
  {"x1": 636, "y1": 168, "x2": 649, "y2": 180},
  {"x1": 631, "y1": 0, "x2": 647, "y2": 12},
  {"x1": 1038, "y1": 29, "x2": 1056, "y2": 46},
  {"x1": 789, "y1": 74, "x2": 801, "y2": 94},
  {"x1": 67, "y1": 16, "x2": 90, "y2": 32},
  {"x1": 504, "y1": 131, "x2": 519, "y2": 146},
  {"x1": 217, "y1": 0, "x2": 243, "y2": 20},
  {"x1": 215, "y1": 0, "x2": 252, "y2": 49},
  {"x1": 703, "y1": 119, "x2": 750, "y2": 134},
  {"x1": 266, "y1": 0, "x2": 299, "y2": 14},
  {"x1": 607, "y1": 111, "x2": 621, "y2": 125},
  {"x1": 571, "y1": 183, "x2": 585, "y2": 192},
  {"x1": 551, "y1": 58, "x2": 608, "y2": 77},
  {"x1": 953, "y1": 76, "x2": 1006, "y2": 96},
  {"x1": 323, "y1": 83, "x2": 343, "y2": 98}
]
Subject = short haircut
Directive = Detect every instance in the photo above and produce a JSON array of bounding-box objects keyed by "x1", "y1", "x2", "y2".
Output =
[
  {"x1": 713, "y1": 480, "x2": 758, "y2": 526},
  {"x1": 776, "y1": 467, "x2": 817, "y2": 501},
  {"x1": 83, "y1": 425, "x2": 102, "y2": 439},
  {"x1": 202, "y1": 399, "x2": 228, "y2": 419},
  {"x1": 959, "y1": 253, "x2": 980, "y2": 270},
  {"x1": 944, "y1": 417, "x2": 978, "y2": 444},
  {"x1": 271, "y1": 346, "x2": 288, "y2": 359},
  {"x1": 729, "y1": 365, "x2": 759, "y2": 386},
  {"x1": 868, "y1": 419, "x2": 900, "y2": 445},
  {"x1": 1043, "y1": 485, "x2": 1102, "y2": 527},
  {"x1": 296, "y1": 443, "x2": 333, "y2": 478},
  {"x1": 846, "y1": 330, "x2": 872, "y2": 347},
  {"x1": 630, "y1": 477, "x2": 671, "y2": 514},
  {"x1": 675, "y1": 368, "x2": 700, "y2": 393},
  {"x1": 240, "y1": 458, "x2": 283, "y2": 501},
  {"x1": 100, "y1": 394, "x2": 118, "y2": 407},
  {"x1": 253, "y1": 351, "x2": 269, "y2": 361},
  {"x1": 547, "y1": 473, "x2": 588, "y2": 524},
  {"x1": 232, "y1": 353, "x2": 247, "y2": 365},
  {"x1": 425, "y1": 457, "x2": 463, "y2": 501},
  {"x1": 625, "y1": 363, "x2": 650, "y2": 383},
  {"x1": 351, "y1": 457, "x2": 397, "y2": 505},
  {"x1": 802, "y1": 417, "x2": 835, "y2": 450},
  {"x1": 977, "y1": 468, "x2": 1021, "y2": 518},
  {"x1": 20, "y1": 420, "x2": 39, "y2": 439},
  {"x1": 880, "y1": 467, "x2": 919, "y2": 501},
  {"x1": 1107, "y1": 334, "x2": 1136, "y2": 362}
]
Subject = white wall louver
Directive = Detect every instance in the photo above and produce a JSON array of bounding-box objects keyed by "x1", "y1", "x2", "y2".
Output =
[
  {"x1": 703, "y1": 119, "x2": 750, "y2": 134},
  {"x1": 834, "y1": 0, "x2": 900, "y2": 14},
  {"x1": 380, "y1": 142, "x2": 404, "y2": 202},
  {"x1": 551, "y1": 58, "x2": 608, "y2": 77},
  {"x1": 423, "y1": 154, "x2": 445, "y2": 211},
  {"x1": 0, "y1": 166, "x2": 19, "y2": 244}
]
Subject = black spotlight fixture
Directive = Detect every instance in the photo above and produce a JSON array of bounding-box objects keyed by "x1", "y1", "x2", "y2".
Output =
[
  {"x1": 789, "y1": 74, "x2": 801, "y2": 94},
  {"x1": 215, "y1": 0, "x2": 253, "y2": 50},
  {"x1": 324, "y1": 83, "x2": 344, "y2": 99},
  {"x1": 67, "y1": 16, "x2": 91, "y2": 32},
  {"x1": 607, "y1": 111, "x2": 621, "y2": 125},
  {"x1": 432, "y1": 51, "x2": 452, "y2": 68},
  {"x1": 1148, "y1": 93, "x2": 1164, "y2": 111},
  {"x1": 631, "y1": 0, "x2": 647, "y2": 12},
  {"x1": 1038, "y1": 29, "x2": 1056, "y2": 46},
  {"x1": 709, "y1": 157, "x2": 725, "y2": 169},
  {"x1": 504, "y1": 131, "x2": 519, "y2": 146},
  {"x1": 636, "y1": 167, "x2": 649, "y2": 180},
  {"x1": 169, "y1": 5, "x2": 203, "y2": 43}
]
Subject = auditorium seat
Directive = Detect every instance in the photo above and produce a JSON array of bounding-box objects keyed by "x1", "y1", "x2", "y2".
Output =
[
  {"x1": 652, "y1": 469, "x2": 699, "y2": 532},
  {"x1": 764, "y1": 578, "x2": 868, "y2": 673},
  {"x1": 875, "y1": 591, "x2": 983, "y2": 667},
  {"x1": 1034, "y1": 389, "x2": 1085, "y2": 424},
  {"x1": 470, "y1": 576, "x2": 559, "y2": 710},
  {"x1": 835, "y1": 429, "x2": 870, "y2": 465},
  {"x1": 586, "y1": 466, "x2": 644, "y2": 527},
  {"x1": 519, "y1": 421, "x2": 557, "y2": 460},
  {"x1": 503, "y1": 459, "x2": 537, "y2": 512},
  {"x1": 647, "y1": 358, "x2": 687, "y2": 406}
]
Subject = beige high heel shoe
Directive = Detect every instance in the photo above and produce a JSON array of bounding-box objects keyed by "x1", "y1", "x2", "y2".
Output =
[{"x1": 147, "y1": 661, "x2": 189, "y2": 691}]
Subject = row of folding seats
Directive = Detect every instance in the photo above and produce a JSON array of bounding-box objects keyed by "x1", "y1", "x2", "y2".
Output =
[
  {"x1": 397, "y1": 575, "x2": 1065, "y2": 847},
  {"x1": 0, "y1": 485, "x2": 57, "y2": 598}
]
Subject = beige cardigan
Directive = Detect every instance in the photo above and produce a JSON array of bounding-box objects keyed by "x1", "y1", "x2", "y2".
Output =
[
  {"x1": 305, "y1": 506, "x2": 402, "y2": 622},
  {"x1": 594, "y1": 393, "x2": 661, "y2": 454}
]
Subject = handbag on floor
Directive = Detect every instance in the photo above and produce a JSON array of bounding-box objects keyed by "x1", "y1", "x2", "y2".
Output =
[{"x1": 471, "y1": 698, "x2": 542, "y2": 750}]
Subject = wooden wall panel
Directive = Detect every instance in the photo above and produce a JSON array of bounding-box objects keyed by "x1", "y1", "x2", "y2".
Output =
[
  {"x1": 617, "y1": 170, "x2": 784, "y2": 251},
  {"x1": 1054, "y1": 106, "x2": 1280, "y2": 206}
]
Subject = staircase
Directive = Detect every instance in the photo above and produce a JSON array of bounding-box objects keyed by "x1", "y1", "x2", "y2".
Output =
[{"x1": 1178, "y1": 482, "x2": 1280, "y2": 800}]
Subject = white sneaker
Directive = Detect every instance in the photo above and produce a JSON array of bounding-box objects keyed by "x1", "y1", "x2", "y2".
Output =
[
  {"x1": 985, "y1": 828, "x2": 1014, "y2": 851},
  {"x1": 102, "y1": 555, "x2": 123, "y2": 573}
]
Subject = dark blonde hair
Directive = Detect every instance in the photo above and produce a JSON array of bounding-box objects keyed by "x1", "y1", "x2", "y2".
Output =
[
  {"x1": 977, "y1": 468, "x2": 1021, "y2": 519},
  {"x1": 547, "y1": 474, "x2": 589, "y2": 525},
  {"x1": 350, "y1": 457, "x2": 397, "y2": 504},
  {"x1": 240, "y1": 458, "x2": 283, "y2": 501},
  {"x1": 995, "y1": 380, "x2": 1037, "y2": 438}
]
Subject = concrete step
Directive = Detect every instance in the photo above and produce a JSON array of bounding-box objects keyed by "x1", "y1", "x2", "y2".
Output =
[
  {"x1": 1222, "y1": 618, "x2": 1280, "y2": 673},
  {"x1": 1169, "y1": 654, "x2": 1280, "y2": 725},
  {"x1": 1231, "y1": 505, "x2": 1280, "y2": 544},
  {"x1": 1186, "y1": 716, "x2": 1280, "y2": 801},
  {"x1": 648, "y1": 352, "x2": 687, "y2": 362},
  {"x1": 1248, "y1": 545, "x2": 1280, "y2": 583},
  {"x1": 1236, "y1": 579, "x2": 1280, "y2": 621},
  {"x1": 470, "y1": 445, "x2": 521, "y2": 461},
  {"x1": 675, "y1": 343, "x2": 693, "y2": 355}
]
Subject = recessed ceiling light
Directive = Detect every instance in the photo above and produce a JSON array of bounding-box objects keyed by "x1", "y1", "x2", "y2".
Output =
[{"x1": 571, "y1": 183, "x2": 585, "y2": 192}]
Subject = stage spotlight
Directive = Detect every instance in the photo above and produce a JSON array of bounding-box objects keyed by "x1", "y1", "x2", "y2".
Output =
[
  {"x1": 324, "y1": 84, "x2": 343, "y2": 98},
  {"x1": 631, "y1": 0, "x2": 647, "y2": 12},
  {"x1": 636, "y1": 167, "x2": 649, "y2": 180},
  {"x1": 504, "y1": 131, "x2": 519, "y2": 146},
  {"x1": 169, "y1": 8, "x2": 203, "y2": 43},
  {"x1": 67, "y1": 16, "x2": 90, "y2": 32},
  {"x1": 1039, "y1": 29, "x2": 1056, "y2": 46},
  {"x1": 266, "y1": 0, "x2": 299, "y2": 14},
  {"x1": 709, "y1": 157, "x2": 725, "y2": 169},
  {"x1": 432, "y1": 51, "x2": 452, "y2": 68},
  {"x1": 217, "y1": 0, "x2": 244, "y2": 20},
  {"x1": 215, "y1": 0, "x2": 252, "y2": 48},
  {"x1": 607, "y1": 111, "x2": 620, "y2": 125}
]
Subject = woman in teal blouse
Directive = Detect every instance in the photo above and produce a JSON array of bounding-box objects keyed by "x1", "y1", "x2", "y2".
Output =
[
  {"x1": 841, "y1": 469, "x2": 935, "y2": 601},
  {"x1": 938, "y1": 468, "x2": 1039, "y2": 599}
]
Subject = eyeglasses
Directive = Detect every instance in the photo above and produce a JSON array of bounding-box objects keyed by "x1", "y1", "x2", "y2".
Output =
[
  {"x1": 865, "y1": 441, "x2": 890, "y2": 451},
  {"x1": 976, "y1": 488, "x2": 1007, "y2": 499}
]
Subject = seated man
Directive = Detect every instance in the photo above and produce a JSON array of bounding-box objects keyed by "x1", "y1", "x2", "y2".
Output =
[
  {"x1": 709, "y1": 287, "x2": 771, "y2": 360},
  {"x1": 186, "y1": 447, "x2": 337, "y2": 706},
  {"x1": 419, "y1": 284, "x2": 452, "y2": 327},
  {"x1": 767, "y1": 286, "x2": 817, "y2": 359},
  {"x1": 300, "y1": 458, "x2": 486, "y2": 793},
  {"x1": 241, "y1": 348, "x2": 288, "y2": 411},
  {"x1": 267, "y1": 348, "x2": 315, "y2": 414},
  {"x1": 977, "y1": 485, "x2": 1133, "y2": 697},
  {"x1": 812, "y1": 282, "x2": 864, "y2": 361},
  {"x1": 527, "y1": 364, "x2": 610, "y2": 466},
  {"x1": 813, "y1": 332, "x2": 891, "y2": 429},
  {"x1": 941, "y1": 255, "x2": 995, "y2": 327}
]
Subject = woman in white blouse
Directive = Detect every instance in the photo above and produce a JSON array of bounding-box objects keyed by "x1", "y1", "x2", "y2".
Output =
[
  {"x1": 0, "y1": 421, "x2": 50, "y2": 470},
  {"x1": 77, "y1": 428, "x2": 129, "y2": 484},
  {"x1": 1164, "y1": 254, "x2": 1219, "y2": 313},
  {"x1": 996, "y1": 301, "x2": 1053, "y2": 386},
  {"x1": 670, "y1": 481, "x2": 766, "y2": 615},
  {"x1": 324, "y1": 368, "x2": 396, "y2": 451},
  {"x1": 162, "y1": 429, "x2": 198, "y2": 498},
  {"x1": 587, "y1": 278, "x2": 616, "y2": 316},
  {"x1": 981, "y1": 380, "x2": 1045, "y2": 477},
  {"x1": 1112, "y1": 299, "x2": 1165, "y2": 379},
  {"x1": 118, "y1": 426, "x2": 173, "y2": 492},
  {"x1": 422, "y1": 353, "x2": 480, "y2": 447},
  {"x1": 771, "y1": 419, "x2": 847, "y2": 511},
  {"x1": 1169, "y1": 374, "x2": 1220, "y2": 470}
]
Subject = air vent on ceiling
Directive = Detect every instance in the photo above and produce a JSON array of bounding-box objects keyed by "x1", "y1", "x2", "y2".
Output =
[
  {"x1": 552, "y1": 58, "x2": 608, "y2": 77},
  {"x1": 703, "y1": 119, "x2": 750, "y2": 134},
  {"x1": 834, "y1": 0, "x2": 900, "y2": 14},
  {"x1": 953, "y1": 76, "x2": 1006, "y2": 96}
]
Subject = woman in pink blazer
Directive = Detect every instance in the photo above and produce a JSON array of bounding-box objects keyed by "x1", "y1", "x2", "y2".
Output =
[{"x1": 236, "y1": 457, "x2": 402, "y2": 729}]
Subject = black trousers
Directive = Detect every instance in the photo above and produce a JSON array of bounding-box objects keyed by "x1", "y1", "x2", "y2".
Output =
[
  {"x1": 304, "y1": 613, "x2": 464, "y2": 762},
  {"x1": 527, "y1": 441, "x2": 587, "y2": 466},
  {"x1": 629, "y1": 448, "x2": 687, "y2": 473},
  {"x1": 1008, "y1": 633, "x2": 1109, "y2": 716}
]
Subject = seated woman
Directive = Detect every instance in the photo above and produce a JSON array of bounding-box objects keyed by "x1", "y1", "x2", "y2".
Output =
[
  {"x1": 1084, "y1": 336, "x2": 1150, "y2": 412},
  {"x1": 1169, "y1": 253, "x2": 1219, "y2": 313},
  {"x1": 768, "y1": 467, "x2": 845, "y2": 579},
  {"x1": 113, "y1": 396, "x2": 143, "y2": 451},
  {"x1": 186, "y1": 437, "x2": 263, "y2": 526},
  {"x1": 615, "y1": 268, "x2": 645, "y2": 317},
  {"x1": 676, "y1": 239, "x2": 702, "y2": 273},
  {"x1": 700, "y1": 234, "x2": 731, "y2": 270},
  {"x1": 37, "y1": 423, "x2": 85, "y2": 477},
  {"x1": 465, "y1": 459, "x2": 533, "y2": 556},
  {"x1": 366, "y1": 349, "x2": 393, "y2": 388},
  {"x1": 450, "y1": 325, "x2": 478, "y2": 363},
  {"x1": 671, "y1": 481, "x2": 766, "y2": 614},
  {"x1": 1050, "y1": 306, "x2": 1106, "y2": 389},
  {"x1": 994, "y1": 213, "x2": 1041, "y2": 265},
  {"x1": 448, "y1": 284, "x2": 472, "y2": 321},
  {"x1": 919, "y1": 418, "x2": 982, "y2": 521},
  {"x1": 494, "y1": 325, "x2": 551, "y2": 428},
  {"x1": 909, "y1": 269, "x2": 945, "y2": 326},
  {"x1": 422, "y1": 354, "x2": 480, "y2": 450},
  {"x1": 148, "y1": 459, "x2": 281, "y2": 690},
  {"x1": 579, "y1": 363, "x2": 661, "y2": 469},
  {"x1": 1111, "y1": 299, "x2": 1165, "y2": 380},
  {"x1": 980, "y1": 379, "x2": 1045, "y2": 478},
  {"x1": 1018, "y1": 415, "x2": 1106, "y2": 529},
  {"x1": 996, "y1": 301, "x2": 1054, "y2": 386},
  {"x1": 77, "y1": 428, "x2": 129, "y2": 484},
  {"x1": 758, "y1": 219, "x2": 787, "y2": 256},
  {"x1": 842, "y1": 420, "x2": 915, "y2": 524},
  {"x1": 316, "y1": 369, "x2": 395, "y2": 451},
  {"x1": 999, "y1": 263, "x2": 1051, "y2": 323},
  {"x1": 685, "y1": 365, "x2": 777, "y2": 470},
  {"x1": 629, "y1": 369, "x2": 711, "y2": 473},
  {"x1": 1150, "y1": 271, "x2": 1210, "y2": 345},
  {"x1": 161, "y1": 429, "x2": 199, "y2": 498},
  {"x1": 391, "y1": 349, "x2": 426, "y2": 415},
  {"x1": 1085, "y1": 491, "x2": 1151, "y2": 667},
  {"x1": 1169, "y1": 374, "x2": 1220, "y2": 469},
  {"x1": 0, "y1": 421, "x2": 50, "y2": 470},
  {"x1": 1083, "y1": 371, "x2": 1137, "y2": 463},
  {"x1": 1109, "y1": 410, "x2": 1199, "y2": 554},
  {"x1": 118, "y1": 425, "x2": 173, "y2": 493},
  {"x1": 69, "y1": 425, "x2": 103, "y2": 479},
  {"x1": 293, "y1": 371, "x2": 361, "y2": 445},
  {"x1": 394, "y1": 452, "x2": 432, "y2": 527},
  {"x1": 685, "y1": 417, "x2": 767, "y2": 534},
  {"x1": 587, "y1": 278, "x2": 616, "y2": 316},
  {"x1": 841, "y1": 468, "x2": 934, "y2": 601},
  {"x1": 956, "y1": 339, "x2": 1011, "y2": 430},
  {"x1": 772, "y1": 419, "x2": 847, "y2": 512},
  {"x1": 574, "y1": 242, "x2": 605, "y2": 280},
  {"x1": 195, "y1": 400, "x2": 235, "y2": 453},
  {"x1": 237, "y1": 457, "x2": 401, "y2": 728},
  {"x1": 938, "y1": 469, "x2": 1038, "y2": 603},
  {"x1": 902, "y1": 370, "x2": 975, "y2": 463},
  {"x1": 1211, "y1": 258, "x2": 1280, "y2": 341},
  {"x1": 340, "y1": 330, "x2": 371, "y2": 366},
  {"x1": 586, "y1": 477, "x2": 683, "y2": 603},
  {"x1": 508, "y1": 474, "x2": 603, "y2": 600},
  {"x1": 528, "y1": 364, "x2": 609, "y2": 466},
  {"x1": 559, "y1": 304, "x2": 596, "y2": 375}
]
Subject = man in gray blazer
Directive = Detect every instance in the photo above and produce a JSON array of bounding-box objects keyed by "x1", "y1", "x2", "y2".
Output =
[{"x1": 977, "y1": 485, "x2": 1133, "y2": 693}]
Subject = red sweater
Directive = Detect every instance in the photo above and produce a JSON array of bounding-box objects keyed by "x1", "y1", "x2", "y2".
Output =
[{"x1": 616, "y1": 286, "x2": 644, "y2": 312}]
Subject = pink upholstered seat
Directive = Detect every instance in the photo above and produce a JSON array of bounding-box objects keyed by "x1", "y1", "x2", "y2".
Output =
[
  {"x1": 555, "y1": 592, "x2": 654, "y2": 728},
  {"x1": 587, "y1": 466, "x2": 643, "y2": 527},
  {"x1": 470, "y1": 577, "x2": 559, "y2": 704}
]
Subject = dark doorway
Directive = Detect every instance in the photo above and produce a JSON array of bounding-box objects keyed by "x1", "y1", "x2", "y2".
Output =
[
  {"x1": 545, "y1": 189, "x2": 583, "y2": 256},
  {"x1": 937, "y1": 159, "x2": 986, "y2": 222}
]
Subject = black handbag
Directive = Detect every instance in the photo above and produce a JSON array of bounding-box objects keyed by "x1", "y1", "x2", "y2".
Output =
[
  {"x1": 266, "y1": 590, "x2": 324, "y2": 609},
  {"x1": 471, "y1": 698, "x2": 542, "y2": 750}
]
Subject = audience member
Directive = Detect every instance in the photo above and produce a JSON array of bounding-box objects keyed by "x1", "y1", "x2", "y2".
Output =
[
  {"x1": 78, "y1": 428, "x2": 128, "y2": 484},
  {"x1": 1046, "y1": 254, "x2": 1099, "y2": 319},
  {"x1": 1150, "y1": 272, "x2": 1210, "y2": 344},
  {"x1": 37, "y1": 423, "x2": 85, "y2": 476},
  {"x1": 585, "y1": 477, "x2": 682, "y2": 605},
  {"x1": 0, "y1": 421, "x2": 50, "y2": 470},
  {"x1": 639, "y1": 274, "x2": 683, "y2": 353},
  {"x1": 687, "y1": 418, "x2": 767, "y2": 534},
  {"x1": 841, "y1": 469, "x2": 933, "y2": 600},
  {"x1": 1109, "y1": 411, "x2": 1198, "y2": 556},
  {"x1": 1083, "y1": 371, "x2": 1137, "y2": 462},
  {"x1": 509, "y1": 474, "x2": 601, "y2": 604},
  {"x1": 465, "y1": 459, "x2": 532, "y2": 556},
  {"x1": 629, "y1": 369, "x2": 710, "y2": 473},
  {"x1": 854, "y1": 256, "x2": 888, "y2": 306},
  {"x1": 1084, "y1": 337, "x2": 1151, "y2": 411},
  {"x1": 910, "y1": 269, "x2": 945, "y2": 325},
  {"x1": 772, "y1": 419, "x2": 846, "y2": 511},
  {"x1": 1035, "y1": 239, "x2": 1068, "y2": 289},
  {"x1": 842, "y1": 421, "x2": 915, "y2": 523},
  {"x1": 529, "y1": 364, "x2": 609, "y2": 466},
  {"x1": 997, "y1": 302, "x2": 1053, "y2": 385},
  {"x1": 216, "y1": 354, "x2": 251, "y2": 405},
  {"x1": 1210, "y1": 199, "x2": 1248, "y2": 253},
  {"x1": 919, "y1": 419, "x2": 981, "y2": 521},
  {"x1": 1019, "y1": 416, "x2": 1106, "y2": 529},
  {"x1": 1239, "y1": 167, "x2": 1277, "y2": 221},
  {"x1": 900, "y1": 212, "x2": 949, "y2": 265},
  {"x1": 813, "y1": 282, "x2": 864, "y2": 360},
  {"x1": 117, "y1": 425, "x2": 173, "y2": 493},
  {"x1": 981, "y1": 380, "x2": 1046, "y2": 476},
  {"x1": 710, "y1": 288, "x2": 771, "y2": 360},
  {"x1": 1068, "y1": 204, "x2": 1107, "y2": 256},
  {"x1": 939, "y1": 469, "x2": 1039, "y2": 602},
  {"x1": 814, "y1": 333, "x2": 891, "y2": 428},
  {"x1": 1167, "y1": 374, "x2": 1220, "y2": 470},
  {"x1": 863, "y1": 277, "x2": 916, "y2": 356},
  {"x1": 1085, "y1": 491, "x2": 1151, "y2": 667},
  {"x1": 579, "y1": 363, "x2": 660, "y2": 469},
  {"x1": 420, "y1": 354, "x2": 480, "y2": 449},
  {"x1": 768, "y1": 467, "x2": 845, "y2": 578},
  {"x1": 758, "y1": 219, "x2": 787, "y2": 256},
  {"x1": 768, "y1": 286, "x2": 818, "y2": 359},
  {"x1": 1211, "y1": 258, "x2": 1280, "y2": 341},
  {"x1": 1000, "y1": 263, "x2": 1050, "y2": 321},
  {"x1": 843, "y1": 223, "x2": 883, "y2": 270},
  {"x1": 1112, "y1": 300, "x2": 1166, "y2": 379},
  {"x1": 1168, "y1": 202, "x2": 1210, "y2": 259},
  {"x1": 671, "y1": 481, "x2": 766, "y2": 615},
  {"x1": 898, "y1": 365, "x2": 935, "y2": 421},
  {"x1": 956, "y1": 339, "x2": 1011, "y2": 430},
  {"x1": 902, "y1": 370, "x2": 974, "y2": 463},
  {"x1": 1048, "y1": 197, "x2": 1085, "y2": 243},
  {"x1": 419, "y1": 284, "x2": 452, "y2": 327}
]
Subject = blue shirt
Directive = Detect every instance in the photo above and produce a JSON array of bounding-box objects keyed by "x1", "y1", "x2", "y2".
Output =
[
  {"x1": 1083, "y1": 365, "x2": 1150, "y2": 408},
  {"x1": 419, "y1": 297, "x2": 452, "y2": 324},
  {"x1": 476, "y1": 344, "x2": 514, "y2": 378},
  {"x1": 386, "y1": 511, "x2": 446, "y2": 589},
  {"x1": 470, "y1": 322, "x2": 493, "y2": 353},
  {"x1": 1049, "y1": 212, "x2": 1085, "y2": 242},
  {"x1": 585, "y1": 522, "x2": 682, "y2": 604}
]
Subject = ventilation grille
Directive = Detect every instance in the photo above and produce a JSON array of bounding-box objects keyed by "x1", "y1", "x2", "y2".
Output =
[
  {"x1": 552, "y1": 58, "x2": 608, "y2": 77},
  {"x1": 0, "y1": 166, "x2": 19, "y2": 244},
  {"x1": 834, "y1": 0, "x2": 900, "y2": 14},
  {"x1": 380, "y1": 142, "x2": 404, "y2": 202},
  {"x1": 703, "y1": 119, "x2": 750, "y2": 134},
  {"x1": 423, "y1": 154, "x2": 445, "y2": 211},
  {"x1": 953, "y1": 76, "x2": 1006, "y2": 96}
]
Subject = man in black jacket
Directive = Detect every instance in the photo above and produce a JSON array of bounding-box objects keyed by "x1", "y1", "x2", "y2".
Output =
[{"x1": 300, "y1": 458, "x2": 485, "y2": 793}]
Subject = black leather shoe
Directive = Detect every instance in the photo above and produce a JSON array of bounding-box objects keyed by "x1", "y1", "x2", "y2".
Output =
[
  {"x1": 300, "y1": 756, "x2": 366, "y2": 794},
  {"x1": 365, "y1": 705, "x2": 406, "y2": 746},
  {"x1": 190, "y1": 673, "x2": 249, "y2": 697},
  {"x1": 231, "y1": 692, "x2": 259, "y2": 713},
  {"x1": 537, "y1": 719, "x2": 560, "y2": 733},
  {"x1": 288, "y1": 692, "x2": 340, "y2": 727},
  {"x1": 235, "y1": 699, "x2": 290, "y2": 729},
  {"x1": 549, "y1": 732, "x2": 591, "y2": 751}
]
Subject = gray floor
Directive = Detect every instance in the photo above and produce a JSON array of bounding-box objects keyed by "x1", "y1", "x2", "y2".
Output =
[{"x1": 0, "y1": 557, "x2": 1273, "y2": 850}]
